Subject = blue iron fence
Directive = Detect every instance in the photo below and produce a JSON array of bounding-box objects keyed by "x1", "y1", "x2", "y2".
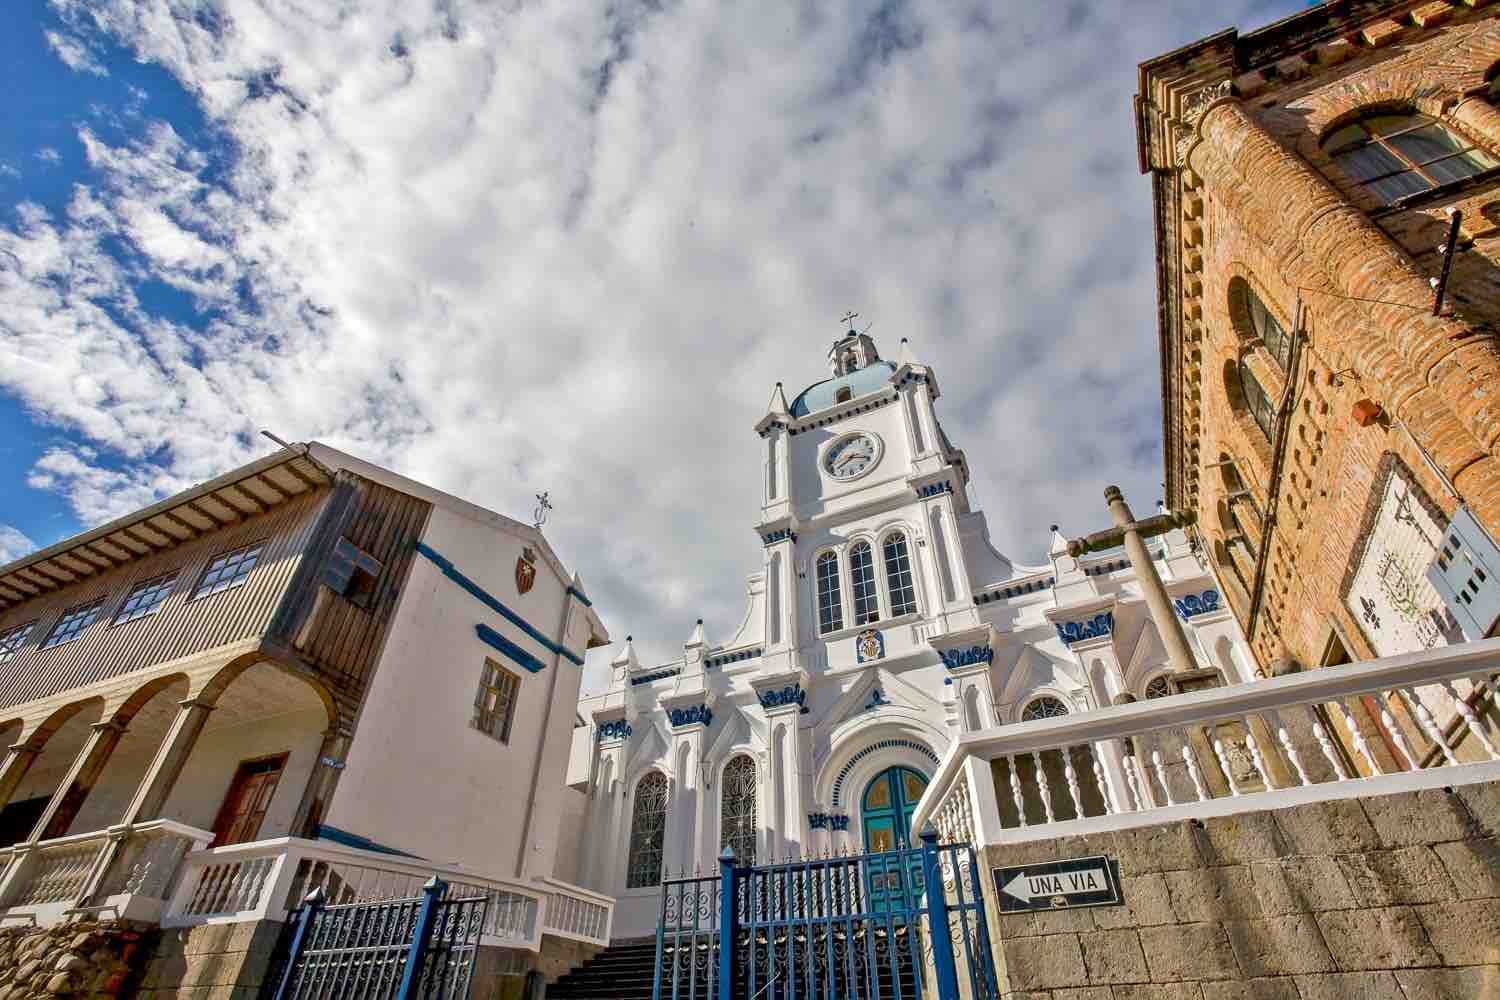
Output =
[
  {"x1": 264, "y1": 876, "x2": 488, "y2": 1000},
  {"x1": 653, "y1": 829, "x2": 999, "y2": 1000}
]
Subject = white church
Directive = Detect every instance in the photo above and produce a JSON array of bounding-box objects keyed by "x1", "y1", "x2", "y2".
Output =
[{"x1": 568, "y1": 328, "x2": 1256, "y2": 938}]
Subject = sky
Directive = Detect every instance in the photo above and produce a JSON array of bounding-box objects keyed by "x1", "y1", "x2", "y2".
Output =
[{"x1": 1, "y1": 0, "x2": 1305, "y2": 691}]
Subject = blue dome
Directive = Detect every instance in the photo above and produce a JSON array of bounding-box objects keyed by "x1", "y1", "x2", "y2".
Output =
[{"x1": 789, "y1": 362, "x2": 897, "y2": 417}]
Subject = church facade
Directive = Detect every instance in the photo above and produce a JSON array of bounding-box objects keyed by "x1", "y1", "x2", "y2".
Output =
[{"x1": 572, "y1": 332, "x2": 1256, "y2": 938}]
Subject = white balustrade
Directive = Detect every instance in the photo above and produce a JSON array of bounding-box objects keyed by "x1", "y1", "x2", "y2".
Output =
[
  {"x1": 539, "y1": 877, "x2": 614, "y2": 946},
  {"x1": 914, "y1": 638, "x2": 1500, "y2": 845}
]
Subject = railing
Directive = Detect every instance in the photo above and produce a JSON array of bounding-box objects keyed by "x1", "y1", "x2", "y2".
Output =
[
  {"x1": 914, "y1": 638, "x2": 1500, "y2": 845},
  {"x1": 164, "y1": 836, "x2": 613, "y2": 951},
  {"x1": 0, "y1": 820, "x2": 213, "y2": 925},
  {"x1": 539, "y1": 875, "x2": 613, "y2": 945}
]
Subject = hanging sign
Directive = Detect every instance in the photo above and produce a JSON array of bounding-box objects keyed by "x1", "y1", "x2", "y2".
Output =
[{"x1": 993, "y1": 855, "x2": 1121, "y2": 912}]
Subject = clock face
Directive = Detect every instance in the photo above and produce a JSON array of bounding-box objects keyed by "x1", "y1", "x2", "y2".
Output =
[{"x1": 824, "y1": 433, "x2": 880, "y2": 481}]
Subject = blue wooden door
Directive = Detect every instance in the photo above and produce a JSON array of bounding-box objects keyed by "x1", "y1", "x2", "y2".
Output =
[{"x1": 861, "y1": 767, "x2": 928, "y2": 911}]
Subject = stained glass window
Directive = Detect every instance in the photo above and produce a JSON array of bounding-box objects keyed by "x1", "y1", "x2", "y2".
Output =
[
  {"x1": 720, "y1": 755, "x2": 757, "y2": 866},
  {"x1": 191, "y1": 542, "x2": 264, "y2": 601},
  {"x1": 849, "y1": 542, "x2": 880, "y2": 625},
  {"x1": 816, "y1": 552, "x2": 843, "y2": 634},
  {"x1": 1021, "y1": 696, "x2": 1069, "y2": 721},
  {"x1": 112, "y1": 573, "x2": 178, "y2": 626},
  {"x1": 1247, "y1": 290, "x2": 1292, "y2": 372},
  {"x1": 1323, "y1": 113, "x2": 1497, "y2": 205},
  {"x1": 626, "y1": 771, "x2": 669, "y2": 888},
  {"x1": 1145, "y1": 675, "x2": 1172, "y2": 700},
  {"x1": 0, "y1": 622, "x2": 36, "y2": 663},
  {"x1": 40, "y1": 599, "x2": 105, "y2": 650},
  {"x1": 883, "y1": 533, "x2": 917, "y2": 617},
  {"x1": 1239, "y1": 360, "x2": 1275, "y2": 441}
]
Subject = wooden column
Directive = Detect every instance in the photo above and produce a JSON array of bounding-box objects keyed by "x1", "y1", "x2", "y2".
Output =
[
  {"x1": 290, "y1": 730, "x2": 349, "y2": 838},
  {"x1": 119, "y1": 698, "x2": 215, "y2": 825},
  {"x1": 30, "y1": 719, "x2": 128, "y2": 842}
]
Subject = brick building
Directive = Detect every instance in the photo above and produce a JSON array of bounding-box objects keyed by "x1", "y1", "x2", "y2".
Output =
[{"x1": 1137, "y1": 0, "x2": 1500, "y2": 678}]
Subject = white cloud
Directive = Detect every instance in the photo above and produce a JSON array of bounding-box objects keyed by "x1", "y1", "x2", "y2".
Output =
[
  {"x1": 45, "y1": 29, "x2": 108, "y2": 76},
  {"x1": 0, "y1": 526, "x2": 35, "y2": 565},
  {"x1": 36, "y1": 149, "x2": 62, "y2": 165},
  {"x1": 10, "y1": 0, "x2": 1301, "y2": 688}
]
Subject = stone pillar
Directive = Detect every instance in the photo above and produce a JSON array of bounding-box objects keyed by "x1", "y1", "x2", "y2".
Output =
[
  {"x1": 1188, "y1": 99, "x2": 1500, "y2": 491},
  {"x1": 0, "y1": 743, "x2": 41, "y2": 811},
  {"x1": 119, "y1": 698, "x2": 215, "y2": 825},
  {"x1": 30, "y1": 719, "x2": 128, "y2": 842},
  {"x1": 289, "y1": 730, "x2": 349, "y2": 838},
  {"x1": 1107, "y1": 486, "x2": 1199, "y2": 675}
]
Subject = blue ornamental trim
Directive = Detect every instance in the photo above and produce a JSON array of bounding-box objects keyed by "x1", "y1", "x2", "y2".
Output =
[
  {"x1": 830, "y1": 739, "x2": 939, "y2": 807},
  {"x1": 668, "y1": 704, "x2": 713, "y2": 728},
  {"x1": 941, "y1": 645, "x2": 993, "y2": 670},
  {"x1": 566, "y1": 585, "x2": 593, "y2": 607},
  {"x1": 863, "y1": 687, "x2": 890, "y2": 711},
  {"x1": 597, "y1": 719, "x2": 633, "y2": 742},
  {"x1": 830, "y1": 814, "x2": 850, "y2": 832},
  {"x1": 761, "y1": 529, "x2": 797, "y2": 545},
  {"x1": 475, "y1": 624, "x2": 547, "y2": 673},
  {"x1": 1054, "y1": 611, "x2": 1114, "y2": 645},
  {"x1": 808, "y1": 812, "x2": 830, "y2": 830},
  {"x1": 1174, "y1": 589, "x2": 1222, "y2": 620},
  {"x1": 916, "y1": 481, "x2": 952, "y2": 498},
  {"x1": 631, "y1": 668, "x2": 681, "y2": 686},
  {"x1": 974, "y1": 576, "x2": 1055, "y2": 604},
  {"x1": 315, "y1": 825, "x2": 420, "y2": 858},
  {"x1": 706, "y1": 648, "x2": 763, "y2": 669},
  {"x1": 758, "y1": 684, "x2": 806, "y2": 711},
  {"x1": 416, "y1": 543, "x2": 585, "y2": 666}
]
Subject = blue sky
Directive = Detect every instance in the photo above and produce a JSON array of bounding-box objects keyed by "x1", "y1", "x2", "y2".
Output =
[{"x1": 2, "y1": 0, "x2": 1304, "y2": 678}]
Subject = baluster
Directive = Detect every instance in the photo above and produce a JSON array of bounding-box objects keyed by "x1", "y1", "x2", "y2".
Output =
[
  {"x1": 1212, "y1": 737, "x2": 1242, "y2": 795},
  {"x1": 1089, "y1": 744, "x2": 1116, "y2": 815},
  {"x1": 1379, "y1": 695, "x2": 1421, "y2": 770},
  {"x1": 1006, "y1": 756, "x2": 1027, "y2": 826},
  {"x1": 1123, "y1": 753, "x2": 1144, "y2": 811},
  {"x1": 1243, "y1": 726, "x2": 1278, "y2": 790},
  {"x1": 1150, "y1": 748, "x2": 1176, "y2": 806},
  {"x1": 1331, "y1": 700, "x2": 1383, "y2": 776},
  {"x1": 1180, "y1": 744, "x2": 1208, "y2": 802},
  {"x1": 1444, "y1": 680, "x2": 1500, "y2": 761},
  {"x1": 1276, "y1": 727, "x2": 1312, "y2": 786},
  {"x1": 1062, "y1": 749, "x2": 1086, "y2": 818},
  {"x1": 1031, "y1": 751, "x2": 1055, "y2": 823},
  {"x1": 1311, "y1": 720, "x2": 1351, "y2": 780},
  {"x1": 1402, "y1": 689, "x2": 1460, "y2": 767}
]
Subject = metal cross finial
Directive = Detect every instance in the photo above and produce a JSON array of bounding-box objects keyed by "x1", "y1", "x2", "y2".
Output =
[
  {"x1": 533, "y1": 491, "x2": 552, "y2": 530},
  {"x1": 840, "y1": 310, "x2": 859, "y2": 330}
]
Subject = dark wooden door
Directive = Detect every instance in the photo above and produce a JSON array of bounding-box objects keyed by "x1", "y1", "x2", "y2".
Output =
[{"x1": 211, "y1": 753, "x2": 288, "y2": 845}]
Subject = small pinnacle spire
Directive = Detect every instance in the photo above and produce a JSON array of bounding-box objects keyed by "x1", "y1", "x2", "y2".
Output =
[
  {"x1": 686, "y1": 618, "x2": 706, "y2": 648},
  {"x1": 1049, "y1": 523, "x2": 1069, "y2": 556},
  {"x1": 766, "y1": 381, "x2": 790, "y2": 416}
]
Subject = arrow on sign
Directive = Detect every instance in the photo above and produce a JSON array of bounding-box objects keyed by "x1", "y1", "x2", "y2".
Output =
[{"x1": 1001, "y1": 866, "x2": 1109, "y2": 903}]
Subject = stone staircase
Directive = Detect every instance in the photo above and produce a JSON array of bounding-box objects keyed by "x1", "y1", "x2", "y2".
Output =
[{"x1": 546, "y1": 940, "x2": 659, "y2": 999}]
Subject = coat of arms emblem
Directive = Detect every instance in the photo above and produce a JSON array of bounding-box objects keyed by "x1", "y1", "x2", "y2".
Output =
[
  {"x1": 855, "y1": 628, "x2": 885, "y2": 663},
  {"x1": 515, "y1": 547, "x2": 537, "y2": 595}
]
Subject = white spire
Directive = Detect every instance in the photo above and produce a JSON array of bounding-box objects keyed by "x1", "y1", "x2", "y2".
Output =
[
  {"x1": 611, "y1": 635, "x2": 641, "y2": 673},
  {"x1": 897, "y1": 336, "x2": 918, "y2": 367},
  {"x1": 1049, "y1": 523, "x2": 1070, "y2": 557},
  {"x1": 766, "y1": 381, "x2": 789, "y2": 417},
  {"x1": 685, "y1": 618, "x2": 706, "y2": 649}
]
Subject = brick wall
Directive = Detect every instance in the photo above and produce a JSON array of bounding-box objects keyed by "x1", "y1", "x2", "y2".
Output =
[{"x1": 984, "y1": 783, "x2": 1500, "y2": 998}]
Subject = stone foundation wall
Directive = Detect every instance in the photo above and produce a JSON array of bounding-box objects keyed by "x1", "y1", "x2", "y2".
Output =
[
  {"x1": 0, "y1": 920, "x2": 156, "y2": 999},
  {"x1": 133, "y1": 920, "x2": 284, "y2": 999},
  {"x1": 985, "y1": 783, "x2": 1500, "y2": 999}
]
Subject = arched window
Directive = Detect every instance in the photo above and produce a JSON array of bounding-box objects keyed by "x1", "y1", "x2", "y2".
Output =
[
  {"x1": 1021, "y1": 696, "x2": 1069, "y2": 721},
  {"x1": 1247, "y1": 289, "x2": 1292, "y2": 371},
  {"x1": 626, "y1": 771, "x2": 669, "y2": 888},
  {"x1": 1323, "y1": 112, "x2": 1497, "y2": 205},
  {"x1": 849, "y1": 542, "x2": 880, "y2": 625},
  {"x1": 882, "y1": 532, "x2": 918, "y2": 617},
  {"x1": 835, "y1": 387, "x2": 853, "y2": 404},
  {"x1": 816, "y1": 552, "x2": 843, "y2": 634},
  {"x1": 1144, "y1": 675, "x2": 1172, "y2": 700},
  {"x1": 720, "y1": 755, "x2": 757, "y2": 865},
  {"x1": 1239, "y1": 360, "x2": 1275, "y2": 441}
]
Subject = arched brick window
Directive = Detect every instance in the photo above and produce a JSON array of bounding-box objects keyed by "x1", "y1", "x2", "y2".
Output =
[
  {"x1": 1239, "y1": 360, "x2": 1275, "y2": 441},
  {"x1": 1246, "y1": 288, "x2": 1292, "y2": 372},
  {"x1": 1322, "y1": 112, "x2": 1497, "y2": 205}
]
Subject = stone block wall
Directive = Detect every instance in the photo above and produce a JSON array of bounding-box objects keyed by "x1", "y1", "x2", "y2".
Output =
[
  {"x1": 0, "y1": 920, "x2": 154, "y2": 998},
  {"x1": 132, "y1": 919, "x2": 284, "y2": 999},
  {"x1": 985, "y1": 783, "x2": 1500, "y2": 999}
]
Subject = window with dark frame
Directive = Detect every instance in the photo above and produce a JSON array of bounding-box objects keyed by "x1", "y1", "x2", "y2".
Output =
[
  {"x1": 191, "y1": 541, "x2": 264, "y2": 601},
  {"x1": 1144, "y1": 675, "x2": 1172, "y2": 700},
  {"x1": 473, "y1": 658, "x2": 520, "y2": 743},
  {"x1": 321, "y1": 537, "x2": 383, "y2": 607},
  {"x1": 882, "y1": 532, "x2": 918, "y2": 617},
  {"x1": 0, "y1": 622, "x2": 36, "y2": 664},
  {"x1": 719, "y1": 755, "x2": 758, "y2": 866},
  {"x1": 1239, "y1": 360, "x2": 1276, "y2": 442},
  {"x1": 816, "y1": 551, "x2": 844, "y2": 634},
  {"x1": 40, "y1": 599, "x2": 105, "y2": 650},
  {"x1": 626, "y1": 771, "x2": 669, "y2": 888},
  {"x1": 1322, "y1": 113, "x2": 1498, "y2": 205},
  {"x1": 848, "y1": 541, "x2": 880, "y2": 625},
  {"x1": 1247, "y1": 289, "x2": 1292, "y2": 372},
  {"x1": 1020, "y1": 696, "x2": 1069, "y2": 721},
  {"x1": 834, "y1": 387, "x2": 853, "y2": 404},
  {"x1": 112, "y1": 573, "x2": 178, "y2": 626}
]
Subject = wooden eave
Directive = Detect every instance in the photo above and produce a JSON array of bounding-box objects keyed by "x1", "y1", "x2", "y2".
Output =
[{"x1": 0, "y1": 447, "x2": 332, "y2": 613}]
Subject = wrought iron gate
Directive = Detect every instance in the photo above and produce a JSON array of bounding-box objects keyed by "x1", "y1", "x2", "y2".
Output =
[
  {"x1": 653, "y1": 829, "x2": 999, "y2": 1000},
  {"x1": 264, "y1": 876, "x2": 488, "y2": 999}
]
